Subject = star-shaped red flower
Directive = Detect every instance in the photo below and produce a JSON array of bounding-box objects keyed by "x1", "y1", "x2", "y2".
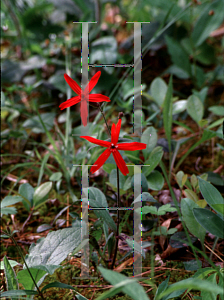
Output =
[
  {"x1": 81, "y1": 119, "x2": 147, "y2": 176},
  {"x1": 59, "y1": 71, "x2": 110, "y2": 126}
]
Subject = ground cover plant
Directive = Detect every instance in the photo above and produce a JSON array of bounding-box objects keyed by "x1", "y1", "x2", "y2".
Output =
[{"x1": 1, "y1": 0, "x2": 224, "y2": 299}]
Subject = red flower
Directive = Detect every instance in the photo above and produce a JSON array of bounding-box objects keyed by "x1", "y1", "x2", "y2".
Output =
[
  {"x1": 59, "y1": 71, "x2": 110, "y2": 126},
  {"x1": 80, "y1": 119, "x2": 147, "y2": 176}
]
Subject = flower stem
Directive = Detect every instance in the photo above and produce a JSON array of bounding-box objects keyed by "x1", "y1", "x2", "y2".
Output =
[
  {"x1": 110, "y1": 166, "x2": 120, "y2": 269},
  {"x1": 98, "y1": 105, "x2": 111, "y2": 136}
]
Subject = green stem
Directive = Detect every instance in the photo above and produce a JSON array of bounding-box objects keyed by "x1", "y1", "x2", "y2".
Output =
[
  {"x1": 110, "y1": 166, "x2": 120, "y2": 269},
  {"x1": 210, "y1": 237, "x2": 219, "y2": 261},
  {"x1": 98, "y1": 105, "x2": 111, "y2": 136}
]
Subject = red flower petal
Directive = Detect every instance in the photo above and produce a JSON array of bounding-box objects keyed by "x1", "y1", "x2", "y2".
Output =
[
  {"x1": 80, "y1": 136, "x2": 111, "y2": 147},
  {"x1": 114, "y1": 119, "x2": 121, "y2": 145},
  {"x1": 111, "y1": 123, "x2": 116, "y2": 144},
  {"x1": 64, "y1": 74, "x2": 81, "y2": 95},
  {"x1": 85, "y1": 71, "x2": 101, "y2": 94},
  {"x1": 88, "y1": 94, "x2": 111, "y2": 102},
  {"x1": 112, "y1": 150, "x2": 129, "y2": 176},
  {"x1": 59, "y1": 96, "x2": 81, "y2": 110},
  {"x1": 90, "y1": 148, "x2": 111, "y2": 173},
  {"x1": 116, "y1": 142, "x2": 147, "y2": 151}
]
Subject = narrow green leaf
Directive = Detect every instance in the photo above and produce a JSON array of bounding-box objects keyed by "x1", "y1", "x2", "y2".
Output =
[
  {"x1": 0, "y1": 290, "x2": 38, "y2": 297},
  {"x1": 97, "y1": 266, "x2": 150, "y2": 300},
  {"x1": 163, "y1": 76, "x2": 173, "y2": 153},
  {"x1": 155, "y1": 278, "x2": 223, "y2": 300},
  {"x1": 41, "y1": 281, "x2": 77, "y2": 292},
  {"x1": 37, "y1": 152, "x2": 50, "y2": 187},
  {"x1": 3, "y1": 256, "x2": 19, "y2": 298}
]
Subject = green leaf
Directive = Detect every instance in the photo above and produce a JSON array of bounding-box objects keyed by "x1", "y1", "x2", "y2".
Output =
[
  {"x1": 184, "y1": 189, "x2": 199, "y2": 203},
  {"x1": 158, "y1": 204, "x2": 177, "y2": 215},
  {"x1": 193, "y1": 208, "x2": 224, "y2": 239},
  {"x1": 41, "y1": 281, "x2": 78, "y2": 292},
  {"x1": 131, "y1": 192, "x2": 157, "y2": 205},
  {"x1": 141, "y1": 126, "x2": 158, "y2": 159},
  {"x1": 25, "y1": 227, "x2": 81, "y2": 268},
  {"x1": 97, "y1": 266, "x2": 150, "y2": 300},
  {"x1": 1, "y1": 196, "x2": 23, "y2": 208},
  {"x1": 0, "y1": 260, "x2": 18, "y2": 270},
  {"x1": 125, "y1": 239, "x2": 145, "y2": 258},
  {"x1": 165, "y1": 36, "x2": 191, "y2": 75},
  {"x1": 49, "y1": 172, "x2": 63, "y2": 181},
  {"x1": 3, "y1": 256, "x2": 19, "y2": 298},
  {"x1": 143, "y1": 147, "x2": 164, "y2": 177},
  {"x1": 208, "y1": 106, "x2": 224, "y2": 116},
  {"x1": 0, "y1": 290, "x2": 38, "y2": 297},
  {"x1": 17, "y1": 268, "x2": 46, "y2": 290},
  {"x1": 150, "y1": 77, "x2": 167, "y2": 107},
  {"x1": 181, "y1": 198, "x2": 206, "y2": 244},
  {"x1": 19, "y1": 183, "x2": 34, "y2": 208},
  {"x1": 131, "y1": 173, "x2": 148, "y2": 193},
  {"x1": 33, "y1": 181, "x2": 52, "y2": 208},
  {"x1": 147, "y1": 170, "x2": 164, "y2": 191},
  {"x1": 163, "y1": 75, "x2": 173, "y2": 153},
  {"x1": 186, "y1": 95, "x2": 204, "y2": 124},
  {"x1": 172, "y1": 100, "x2": 187, "y2": 115},
  {"x1": 191, "y1": 0, "x2": 224, "y2": 47},
  {"x1": 201, "y1": 273, "x2": 219, "y2": 300},
  {"x1": 155, "y1": 278, "x2": 223, "y2": 300},
  {"x1": 198, "y1": 177, "x2": 224, "y2": 215},
  {"x1": 183, "y1": 260, "x2": 202, "y2": 271}
]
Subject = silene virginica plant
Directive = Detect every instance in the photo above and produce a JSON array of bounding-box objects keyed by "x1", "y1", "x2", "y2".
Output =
[{"x1": 1, "y1": 3, "x2": 224, "y2": 298}]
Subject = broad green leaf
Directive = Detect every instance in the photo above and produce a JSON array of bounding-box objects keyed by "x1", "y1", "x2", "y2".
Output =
[
  {"x1": 181, "y1": 198, "x2": 206, "y2": 244},
  {"x1": 198, "y1": 177, "x2": 224, "y2": 215},
  {"x1": 183, "y1": 260, "x2": 202, "y2": 271},
  {"x1": 176, "y1": 171, "x2": 185, "y2": 188},
  {"x1": 158, "y1": 204, "x2": 176, "y2": 215},
  {"x1": 165, "y1": 36, "x2": 191, "y2": 75},
  {"x1": 83, "y1": 187, "x2": 108, "y2": 208},
  {"x1": 186, "y1": 95, "x2": 204, "y2": 124},
  {"x1": 33, "y1": 181, "x2": 52, "y2": 207},
  {"x1": 156, "y1": 278, "x2": 223, "y2": 300},
  {"x1": 0, "y1": 290, "x2": 38, "y2": 297},
  {"x1": 193, "y1": 208, "x2": 224, "y2": 239},
  {"x1": 163, "y1": 75, "x2": 173, "y2": 153},
  {"x1": 1, "y1": 207, "x2": 17, "y2": 216},
  {"x1": 131, "y1": 192, "x2": 157, "y2": 205},
  {"x1": 83, "y1": 197, "x2": 117, "y2": 232},
  {"x1": 131, "y1": 173, "x2": 148, "y2": 193},
  {"x1": 1, "y1": 196, "x2": 23, "y2": 208},
  {"x1": 97, "y1": 266, "x2": 150, "y2": 300},
  {"x1": 143, "y1": 147, "x2": 163, "y2": 177},
  {"x1": 147, "y1": 170, "x2": 164, "y2": 191},
  {"x1": 141, "y1": 126, "x2": 158, "y2": 159},
  {"x1": 3, "y1": 256, "x2": 18, "y2": 298},
  {"x1": 25, "y1": 227, "x2": 81, "y2": 267},
  {"x1": 150, "y1": 77, "x2": 167, "y2": 107},
  {"x1": 192, "y1": 0, "x2": 224, "y2": 47},
  {"x1": 17, "y1": 268, "x2": 46, "y2": 290},
  {"x1": 19, "y1": 183, "x2": 34, "y2": 208},
  {"x1": 172, "y1": 100, "x2": 187, "y2": 115},
  {"x1": 208, "y1": 106, "x2": 224, "y2": 116},
  {"x1": 49, "y1": 172, "x2": 62, "y2": 181}
]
